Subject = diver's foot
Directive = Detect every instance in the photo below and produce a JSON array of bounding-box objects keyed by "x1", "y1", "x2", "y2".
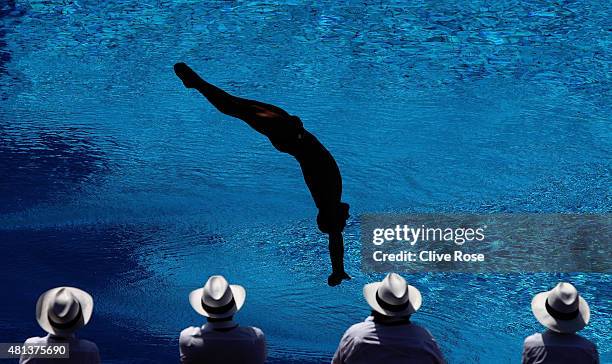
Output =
[
  {"x1": 174, "y1": 62, "x2": 203, "y2": 88},
  {"x1": 328, "y1": 271, "x2": 351, "y2": 287}
]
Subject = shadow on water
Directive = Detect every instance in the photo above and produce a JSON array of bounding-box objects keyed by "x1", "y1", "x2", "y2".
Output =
[{"x1": 0, "y1": 127, "x2": 109, "y2": 213}]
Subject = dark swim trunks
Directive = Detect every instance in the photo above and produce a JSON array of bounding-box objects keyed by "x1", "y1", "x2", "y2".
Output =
[{"x1": 317, "y1": 202, "x2": 350, "y2": 234}]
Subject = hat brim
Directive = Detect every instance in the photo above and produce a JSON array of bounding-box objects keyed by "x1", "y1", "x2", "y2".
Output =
[
  {"x1": 531, "y1": 291, "x2": 590, "y2": 333},
  {"x1": 189, "y1": 285, "x2": 246, "y2": 318},
  {"x1": 36, "y1": 287, "x2": 93, "y2": 336},
  {"x1": 363, "y1": 282, "x2": 422, "y2": 317}
]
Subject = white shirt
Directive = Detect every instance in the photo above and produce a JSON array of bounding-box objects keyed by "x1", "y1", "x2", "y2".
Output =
[
  {"x1": 522, "y1": 331, "x2": 599, "y2": 364},
  {"x1": 179, "y1": 320, "x2": 266, "y2": 364},
  {"x1": 332, "y1": 316, "x2": 445, "y2": 364},
  {"x1": 19, "y1": 334, "x2": 100, "y2": 364}
]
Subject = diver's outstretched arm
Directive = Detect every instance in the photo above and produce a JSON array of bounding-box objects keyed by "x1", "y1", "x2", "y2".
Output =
[
  {"x1": 174, "y1": 63, "x2": 291, "y2": 137},
  {"x1": 328, "y1": 232, "x2": 351, "y2": 286}
]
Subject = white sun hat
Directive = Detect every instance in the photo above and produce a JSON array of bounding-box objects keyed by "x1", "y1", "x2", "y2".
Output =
[
  {"x1": 189, "y1": 275, "x2": 246, "y2": 319},
  {"x1": 363, "y1": 273, "x2": 422, "y2": 317},
  {"x1": 531, "y1": 282, "x2": 590, "y2": 334},
  {"x1": 36, "y1": 287, "x2": 94, "y2": 336}
]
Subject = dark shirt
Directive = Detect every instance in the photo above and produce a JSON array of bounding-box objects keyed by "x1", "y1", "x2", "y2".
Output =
[
  {"x1": 179, "y1": 321, "x2": 266, "y2": 364},
  {"x1": 522, "y1": 331, "x2": 599, "y2": 364},
  {"x1": 332, "y1": 316, "x2": 446, "y2": 364}
]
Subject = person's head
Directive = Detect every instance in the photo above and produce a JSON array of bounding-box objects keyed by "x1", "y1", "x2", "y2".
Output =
[
  {"x1": 36, "y1": 287, "x2": 94, "y2": 337},
  {"x1": 189, "y1": 275, "x2": 246, "y2": 320},
  {"x1": 531, "y1": 282, "x2": 590, "y2": 334},
  {"x1": 363, "y1": 273, "x2": 422, "y2": 320}
]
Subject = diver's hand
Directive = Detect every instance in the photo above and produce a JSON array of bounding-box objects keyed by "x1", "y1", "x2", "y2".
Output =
[{"x1": 328, "y1": 271, "x2": 351, "y2": 287}]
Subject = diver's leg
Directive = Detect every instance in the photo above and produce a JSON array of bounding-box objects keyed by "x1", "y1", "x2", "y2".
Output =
[{"x1": 174, "y1": 63, "x2": 292, "y2": 137}]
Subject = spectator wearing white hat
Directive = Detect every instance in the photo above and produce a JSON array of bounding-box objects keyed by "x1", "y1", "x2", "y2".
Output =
[
  {"x1": 20, "y1": 287, "x2": 100, "y2": 364},
  {"x1": 522, "y1": 282, "x2": 599, "y2": 364},
  {"x1": 180, "y1": 275, "x2": 266, "y2": 364},
  {"x1": 332, "y1": 273, "x2": 445, "y2": 364}
]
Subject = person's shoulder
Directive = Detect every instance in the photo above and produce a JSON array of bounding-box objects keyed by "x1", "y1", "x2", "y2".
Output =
[
  {"x1": 244, "y1": 325, "x2": 265, "y2": 338},
  {"x1": 523, "y1": 333, "x2": 544, "y2": 348},
  {"x1": 343, "y1": 320, "x2": 374, "y2": 341},
  {"x1": 409, "y1": 322, "x2": 435, "y2": 335},
  {"x1": 395, "y1": 322, "x2": 437, "y2": 342},
  {"x1": 24, "y1": 336, "x2": 47, "y2": 345},
  {"x1": 75, "y1": 338, "x2": 99, "y2": 352},
  {"x1": 236, "y1": 325, "x2": 266, "y2": 344},
  {"x1": 179, "y1": 326, "x2": 202, "y2": 344},
  {"x1": 568, "y1": 334, "x2": 598, "y2": 349}
]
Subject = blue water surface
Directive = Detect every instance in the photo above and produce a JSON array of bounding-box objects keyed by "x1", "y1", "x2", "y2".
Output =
[{"x1": 1, "y1": 1, "x2": 610, "y2": 363}]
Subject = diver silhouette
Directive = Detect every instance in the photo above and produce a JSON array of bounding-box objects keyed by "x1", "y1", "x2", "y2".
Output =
[{"x1": 174, "y1": 62, "x2": 351, "y2": 286}]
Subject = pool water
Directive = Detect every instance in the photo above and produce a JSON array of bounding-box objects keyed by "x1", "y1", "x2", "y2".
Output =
[{"x1": 1, "y1": 1, "x2": 610, "y2": 363}]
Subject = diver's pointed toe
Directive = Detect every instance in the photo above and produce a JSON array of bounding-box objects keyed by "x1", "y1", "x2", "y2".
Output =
[{"x1": 173, "y1": 62, "x2": 201, "y2": 88}]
